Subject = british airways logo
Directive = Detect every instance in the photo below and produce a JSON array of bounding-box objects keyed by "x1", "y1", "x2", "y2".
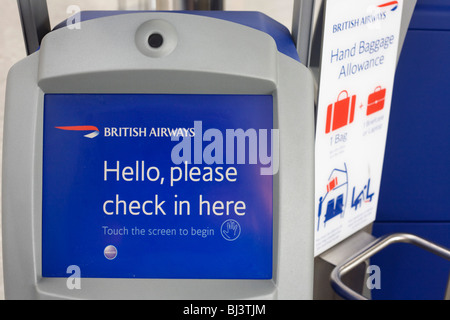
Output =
[
  {"x1": 332, "y1": 1, "x2": 399, "y2": 34},
  {"x1": 55, "y1": 125, "x2": 100, "y2": 139},
  {"x1": 378, "y1": 1, "x2": 398, "y2": 11},
  {"x1": 55, "y1": 125, "x2": 195, "y2": 139}
]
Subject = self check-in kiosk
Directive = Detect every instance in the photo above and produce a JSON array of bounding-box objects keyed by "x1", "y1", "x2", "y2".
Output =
[
  {"x1": 3, "y1": 1, "x2": 315, "y2": 299},
  {"x1": 3, "y1": 0, "x2": 449, "y2": 301}
]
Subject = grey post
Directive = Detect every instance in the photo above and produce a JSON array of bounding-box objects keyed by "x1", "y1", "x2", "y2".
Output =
[
  {"x1": 17, "y1": 0, "x2": 51, "y2": 55},
  {"x1": 292, "y1": 0, "x2": 315, "y2": 67}
]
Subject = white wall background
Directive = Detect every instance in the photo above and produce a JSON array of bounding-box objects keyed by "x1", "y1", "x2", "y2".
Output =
[{"x1": 0, "y1": 0, "x2": 294, "y2": 300}]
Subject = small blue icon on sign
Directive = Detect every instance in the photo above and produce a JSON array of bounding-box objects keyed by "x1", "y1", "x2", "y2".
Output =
[
  {"x1": 221, "y1": 219, "x2": 241, "y2": 241},
  {"x1": 317, "y1": 163, "x2": 349, "y2": 231}
]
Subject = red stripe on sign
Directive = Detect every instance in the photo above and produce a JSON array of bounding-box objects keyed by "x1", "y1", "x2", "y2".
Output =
[
  {"x1": 55, "y1": 126, "x2": 99, "y2": 132},
  {"x1": 378, "y1": 1, "x2": 398, "y2": 8}
]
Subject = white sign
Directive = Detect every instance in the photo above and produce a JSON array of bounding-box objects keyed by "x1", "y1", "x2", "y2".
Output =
[{"x1": 315, "y1": 0, "x2": 404, "y2": 256}]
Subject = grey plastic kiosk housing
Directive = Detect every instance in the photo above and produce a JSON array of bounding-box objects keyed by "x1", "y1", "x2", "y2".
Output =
[{"x1": 3, "y1": 11, "x2": 315, "y2": 299}]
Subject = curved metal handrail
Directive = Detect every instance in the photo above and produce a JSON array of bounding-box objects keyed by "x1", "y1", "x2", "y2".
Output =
[{"x1": 330, "y1": 233, "x2": 450, "y2": 300}]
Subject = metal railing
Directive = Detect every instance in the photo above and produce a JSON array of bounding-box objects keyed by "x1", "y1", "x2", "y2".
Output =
[{"x1": 330, "y1": 233, "x2": 450, "y2": 300}]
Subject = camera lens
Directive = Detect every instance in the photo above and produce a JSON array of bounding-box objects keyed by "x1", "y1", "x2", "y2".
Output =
[{"x1": 148, "y1": 33, "x2": 164, "y2": 48}]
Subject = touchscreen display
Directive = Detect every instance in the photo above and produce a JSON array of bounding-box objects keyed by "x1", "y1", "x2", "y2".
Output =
[{"x1": 42, "y1": 94, "x2": 274, "y2": 279}]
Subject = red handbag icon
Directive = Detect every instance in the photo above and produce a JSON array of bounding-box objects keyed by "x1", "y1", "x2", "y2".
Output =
[
  {"x1": 325, "y1": 90, "x2": 356, "y2": 134},
  {"x1": 367, "y1": 86, "x2": 386, "y2": 116}
]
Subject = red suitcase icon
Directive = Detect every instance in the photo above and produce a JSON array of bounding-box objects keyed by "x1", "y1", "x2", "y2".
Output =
[
  {"x1": 325, "y1": 90, "x2": 356, "y2": 134},
  {"x1": 367, "y1": 86, "x2": 386, "y2": 116},
  {"x1": 327, "y1": 177, "x2": 338, "y2": 193}
]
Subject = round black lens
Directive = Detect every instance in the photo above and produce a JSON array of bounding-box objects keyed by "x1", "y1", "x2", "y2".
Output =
[{"x1": 148, "y1": 33, "x2": 164, "y2": 48}]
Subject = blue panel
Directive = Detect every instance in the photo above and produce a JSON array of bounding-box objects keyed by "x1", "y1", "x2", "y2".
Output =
[
  {"x1": 375, "y1": 3, "x2": 450, "y2": 300},
  {"x1": 372, "y1": 223, "x2": 450, "y2": 300},
  {"x1": 53, "y1": 11, "x2": 300, "y2": 62},
  {"x1": 377, "y1": 30, "x2": 450, "y2": 222},
  {"x1": 409, "y1": 0, "x2": 450, "y2": 31},
  {"x1": 42, "y1": 94, "x2": 274, "y2": 279}
]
